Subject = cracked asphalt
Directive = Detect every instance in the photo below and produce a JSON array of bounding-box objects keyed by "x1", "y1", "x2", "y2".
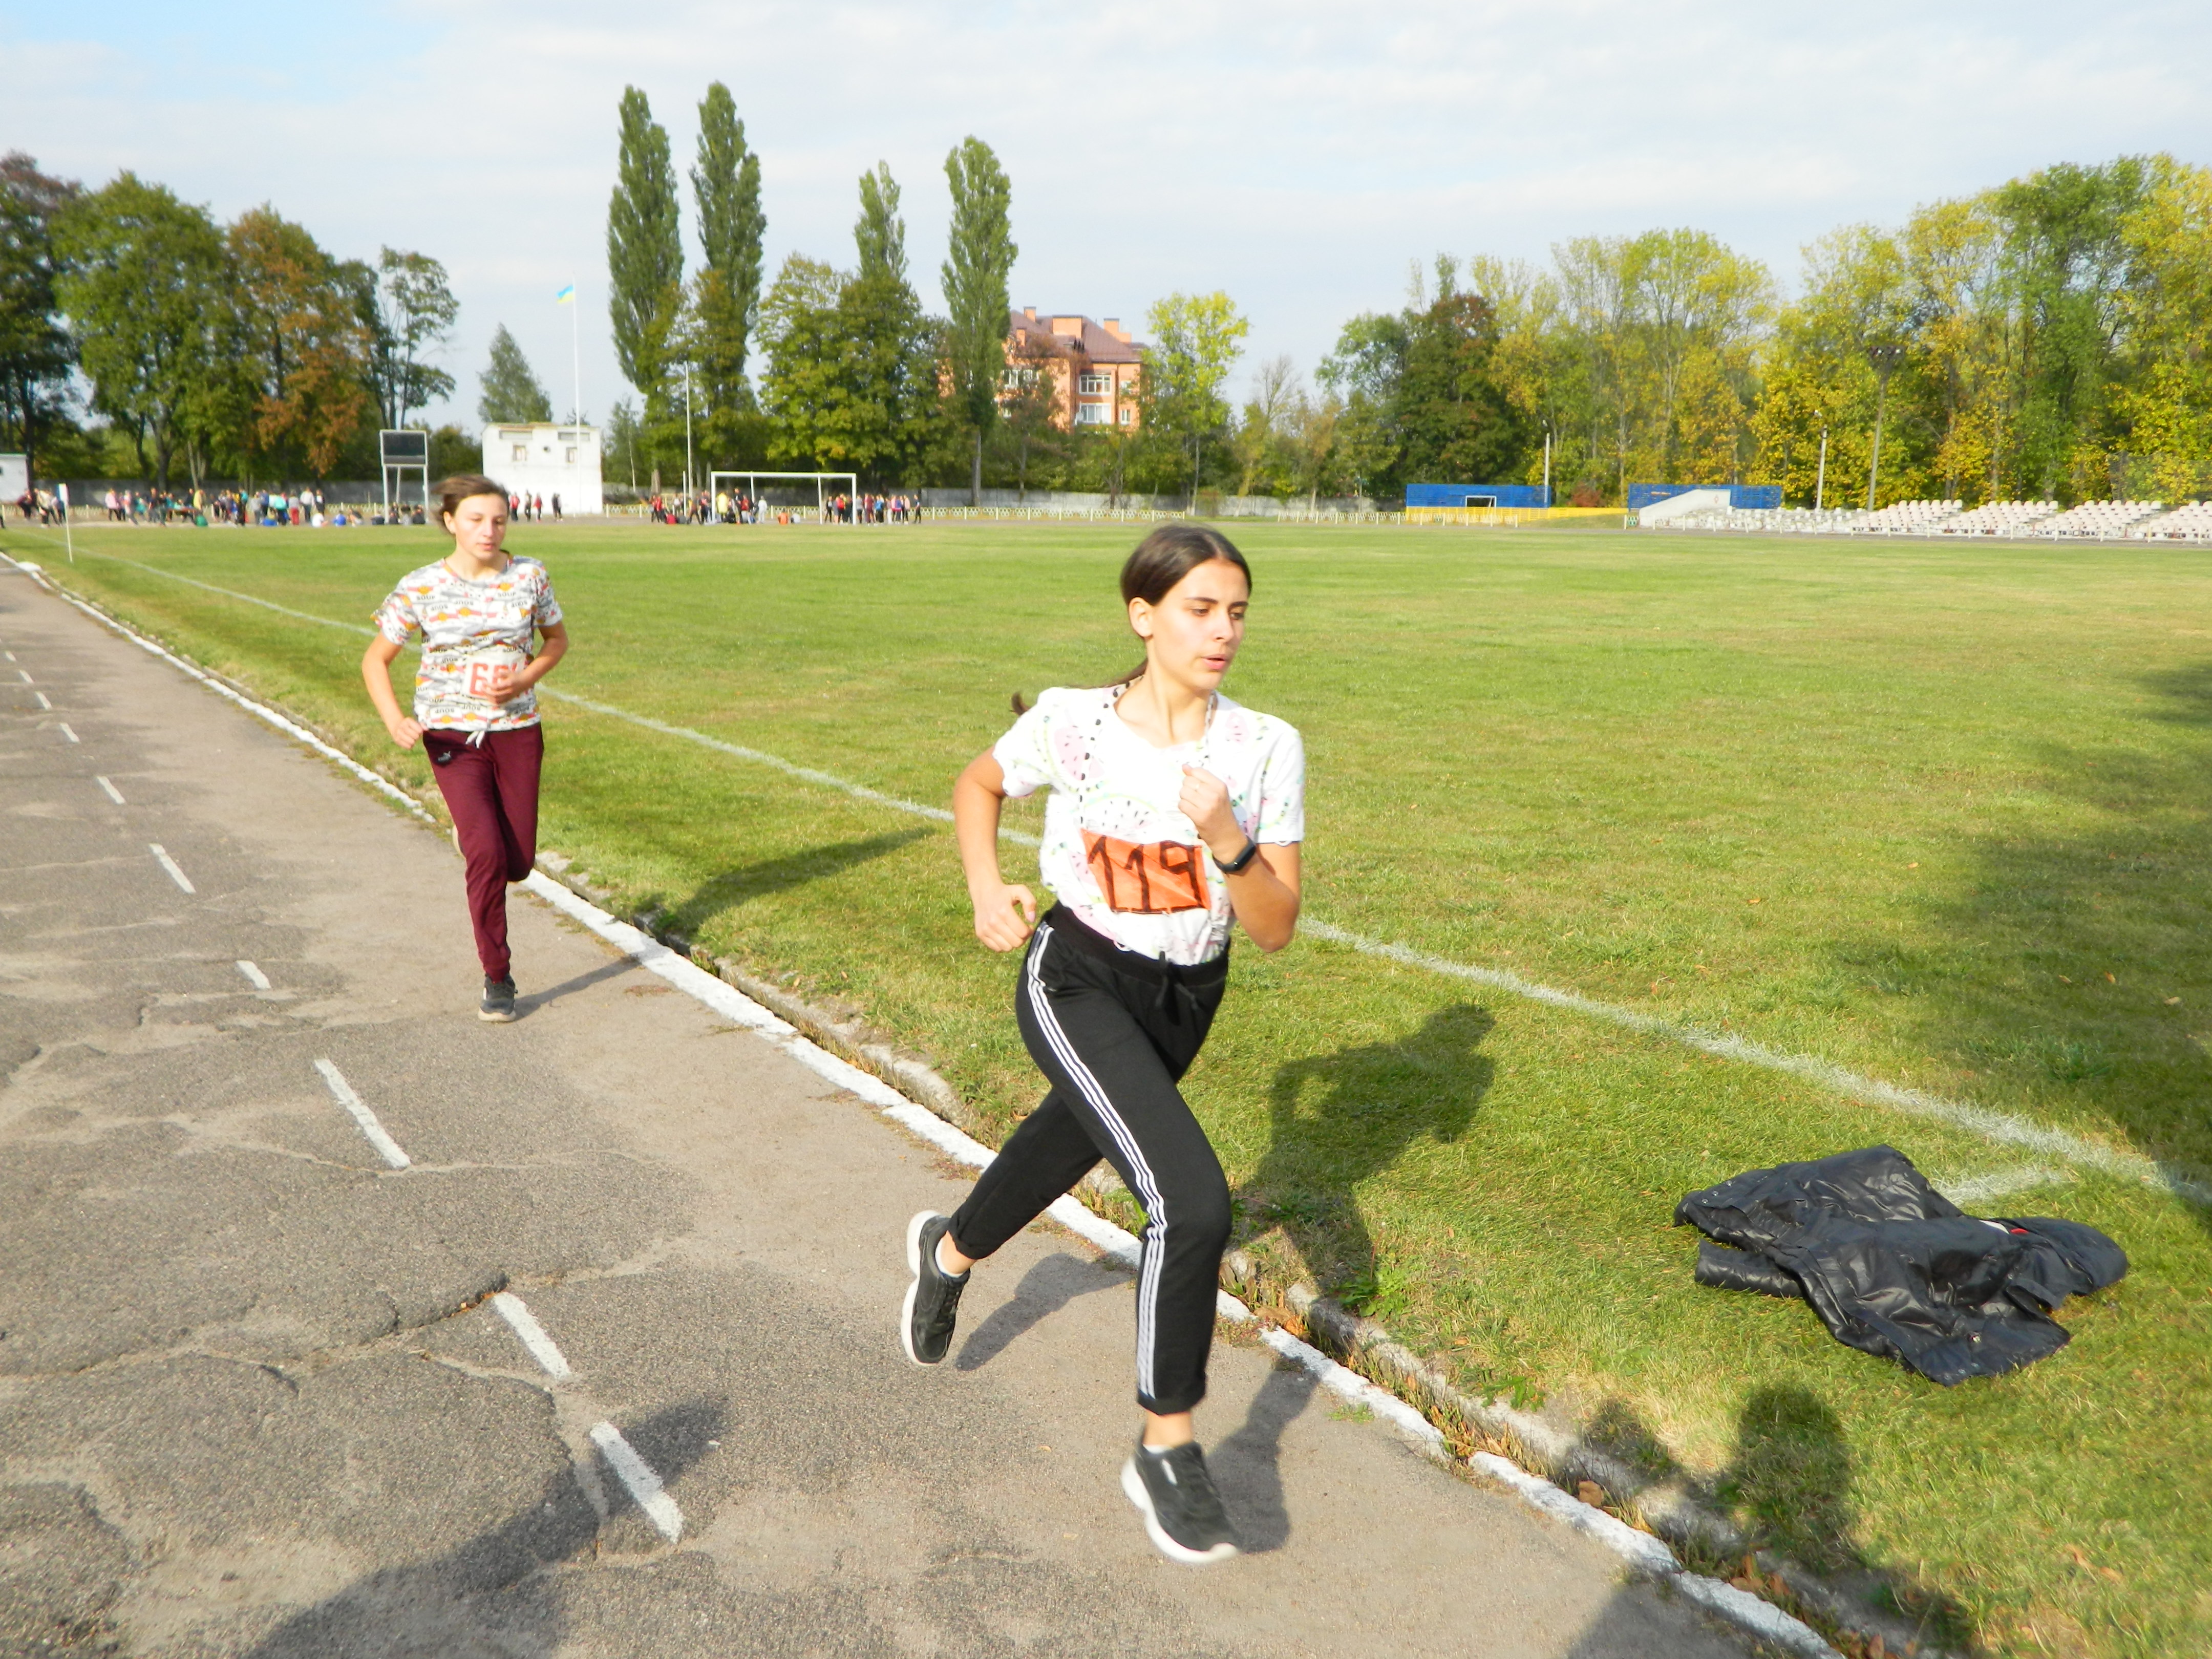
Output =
[{"x1": 0, "y1": 565, "x2": 1760, "y2": 1657}]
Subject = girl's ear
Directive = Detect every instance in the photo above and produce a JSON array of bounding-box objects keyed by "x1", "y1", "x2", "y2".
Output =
[{"x1": 1129, "y1": 597, "x2": 1154, "y2": 640}]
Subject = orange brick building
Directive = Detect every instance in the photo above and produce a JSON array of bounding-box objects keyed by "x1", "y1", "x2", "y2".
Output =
[{"x1": 1005, "y1": 309, "x2": 1144, "y2": 431}]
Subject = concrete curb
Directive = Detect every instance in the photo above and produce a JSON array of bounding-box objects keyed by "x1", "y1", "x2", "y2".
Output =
[{"x1": 9, "y1": 551, "x2": 1869, "y2": 1659}]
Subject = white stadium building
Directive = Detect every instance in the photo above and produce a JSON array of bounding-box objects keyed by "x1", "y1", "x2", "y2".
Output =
[{"x1": 481, "y1": 423, "x2": 604, "y2": 515}]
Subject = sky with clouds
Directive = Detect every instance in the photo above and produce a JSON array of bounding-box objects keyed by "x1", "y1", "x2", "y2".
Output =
[{"x1": 5, "y1": 0, "x2": 2208, "y2": 434}]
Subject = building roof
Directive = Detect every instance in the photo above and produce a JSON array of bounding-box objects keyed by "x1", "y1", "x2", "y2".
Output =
[{"x1": 1007, "y1": 309, "x2": 1145, "y2": 365}]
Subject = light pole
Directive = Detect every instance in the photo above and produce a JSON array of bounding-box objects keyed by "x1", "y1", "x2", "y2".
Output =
[
  {"x1": 682, "y1": 359, "x2": 695, "y2": 503},
  {"x1": 1815, "y1": 426, "x2": 1828, "y2": 512},
  {"x1": 1864, "y1": 343, "x2": 1906, "y2": 510},
  {"x1": 1542, "y1": 429, "x2": 1553, "y2": 507}
]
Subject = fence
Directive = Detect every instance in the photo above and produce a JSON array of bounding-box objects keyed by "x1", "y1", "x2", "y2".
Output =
[{"x1": 1401, "y1": 505, "x2": 1629, "y2": 528}]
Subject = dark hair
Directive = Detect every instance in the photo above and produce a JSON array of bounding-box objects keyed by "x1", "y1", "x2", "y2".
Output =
[
  {"x1": 1011, "y1": 524, "x2": 1252, "y2": 713},
  {"x1": 433, "y1": 474, "x2": 508, "y2": 523}
]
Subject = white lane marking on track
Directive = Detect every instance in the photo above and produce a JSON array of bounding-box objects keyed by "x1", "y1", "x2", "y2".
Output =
[
  {"x1": 95, "y1": 775, "x2": 125, "y2": 804},
  {"x1": 491, "y1": 1291, "x2": 574, "y2": 1379},
  {"x1": 588, "y1": 1422, "x2": 683, "y2": 1541},
  {"x1": 4, "y1": 651, "x2": 14, "y2": 660},
  {"x1": 148, "y1": 843, "x2": 196, "y2": 893},
  {"x1": 3, "y1": 560, "x2": 435, "y2": 824},
  {"x1": 20, "y1": 549, "x2": 2203, "y2": 1206},
  {"x1": 312, "y1": 1058, "x2": 412, "y2": 1169},
  {"x1": 235, "y1": 959, "x2": 271, "y2": 990},
  {"x1": 16, "y1": 669, "x2": 29, "y2": 683},
  {"x1": 56, "y1": 721, "x2": 77, "y2": 741},
  {"x1": 33, "y1": 692, "x2": 49, "y2": 709}
]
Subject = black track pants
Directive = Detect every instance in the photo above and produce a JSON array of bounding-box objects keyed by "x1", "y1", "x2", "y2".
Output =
[{"x1": 950, "y1": 907, "x2": 1231, "y2": 1415}]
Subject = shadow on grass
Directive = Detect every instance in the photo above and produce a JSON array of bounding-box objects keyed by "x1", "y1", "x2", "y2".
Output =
[
  {"x1": 243, "y1": 1400, "x2": 722, "y2": 1656},
  {"x1": 1246, "y1": 1003, "x2": 1495, "y2": 1308},
  {"x1": 668, "y1": 828, "x2": 932, "y2": 938},
  {"x1": 1829, "y1": 658, "x2": 2212, "y2": 1234},
  {"x1": 1583, "y1": 1388, "x2": 1972, "y2": 1652}
]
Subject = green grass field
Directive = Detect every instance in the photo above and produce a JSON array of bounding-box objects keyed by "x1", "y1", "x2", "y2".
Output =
[{"x1": 9, "y1": 516, "x2": 2209, "y2": 1656}]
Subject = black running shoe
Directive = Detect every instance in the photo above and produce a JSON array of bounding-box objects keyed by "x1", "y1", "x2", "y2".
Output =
[
  {"x1": 479, "y1": 975, "x2": 517, "y2": 1022},
  {"x1": 1122, "y1": 1440, "x2": 1239, "y2": 1564},
  {"x1": 901, "y1": 1210, "x2": 968, "y2": 1365}
]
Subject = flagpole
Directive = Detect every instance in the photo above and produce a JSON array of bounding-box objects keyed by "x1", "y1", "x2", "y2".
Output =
[{"x1": 569, "y1": 279, "x2": 582, "y2": 426}]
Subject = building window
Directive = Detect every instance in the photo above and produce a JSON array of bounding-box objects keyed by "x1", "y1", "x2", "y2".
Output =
[
  {"x1": 1075, "y1": 403, "x2": 1108, "y2": 426},
  {"x1": 1119, "y1": 407, "x2": 1135, "y2": 426},
  {"x1": 565, "y1": 448, "x2": 578, "y2": 464},
  {"x1": 512, "y1": 445, "x2": 528, "y2": 462},
  {"x1": 1078, "y1": 372, "x2": 1110, "y2": 395}
]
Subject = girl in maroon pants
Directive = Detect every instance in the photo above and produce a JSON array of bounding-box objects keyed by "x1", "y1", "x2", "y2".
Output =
[{"x1": 361, "y1": 474, "x2": 569, "y2": 1021}]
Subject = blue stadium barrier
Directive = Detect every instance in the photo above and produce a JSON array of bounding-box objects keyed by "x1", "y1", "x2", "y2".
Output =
[{"x1": 1405, "y1": 482, "x2": 1552, "y2": 509}]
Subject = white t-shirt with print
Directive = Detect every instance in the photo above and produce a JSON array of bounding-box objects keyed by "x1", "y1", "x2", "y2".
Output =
[
  {"x1": 993, "y1": 685, "x2": 1305, "y2": 965},
  {"x1": 372, "y1": 556, "x2": 563, "y2": 731}
]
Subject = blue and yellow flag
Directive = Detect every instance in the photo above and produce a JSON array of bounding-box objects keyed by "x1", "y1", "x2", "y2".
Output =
[{"x1": 555, "y1": 283, "x2": 576, "y2": 304}]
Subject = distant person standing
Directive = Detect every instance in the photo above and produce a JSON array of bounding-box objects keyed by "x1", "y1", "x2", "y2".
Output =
[
  {"x1": 359, "y1": 475, "x2": 569, "y2": 1022},
  {"x1": 551, "y1": 492, "x2": 562, "y2": 521}
]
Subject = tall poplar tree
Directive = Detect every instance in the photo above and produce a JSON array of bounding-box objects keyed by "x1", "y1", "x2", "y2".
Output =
[
  {"x1": 606, "y1": 87, "x2": 683, "y2": 415},
  {"x1": 688, "y1": 80, "x2": 764, "y2": 432},
  {"x1": 941, "y1": 137, "x2": 1015, "y2": 503}
]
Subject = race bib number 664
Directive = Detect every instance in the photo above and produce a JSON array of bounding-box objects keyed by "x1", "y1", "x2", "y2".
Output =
[{"x1": 1083, "y1": 832, "x2": 1209, "y2": 914}]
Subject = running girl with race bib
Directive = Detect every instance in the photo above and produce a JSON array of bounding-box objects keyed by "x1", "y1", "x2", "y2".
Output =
[
  {"x1": 360, "y1": 474, "x2": 569, "y2": 1022},
  {"x1": 901, "y1": 524, "x2": 1305, "y2": 1564}
]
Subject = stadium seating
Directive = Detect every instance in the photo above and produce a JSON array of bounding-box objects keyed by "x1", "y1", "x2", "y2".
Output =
[
  {"x1": 1644, "y1": 496, "x2": 2207, "y2": 540},
  {"x1": 1859, "y1": 499, "x2": 1963, "y2": 534},
  {"x1": 2035, "y1": 500, "x2": 2165, "y2": 538},
  {"x1": 2131, "y1": 501, "x2": 2212, "y2": 540},
  {"x1": 1936, "y1": 500, "x2": 2057, "y2": 535}
]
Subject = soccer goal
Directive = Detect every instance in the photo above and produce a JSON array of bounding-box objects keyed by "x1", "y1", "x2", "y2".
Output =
[{"x1": 708, "y1": 470, "x2": 859, "y2": 522}]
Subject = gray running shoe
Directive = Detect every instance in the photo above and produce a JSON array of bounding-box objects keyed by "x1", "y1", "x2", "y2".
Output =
[
  {"x1": 479, "y1": 975, "x2": 517, "y2": 1022},
  {"x1": 1122, "y1": 1440, "x2": 1239, "y2": 1564},
  {"x1": 901, "y1": 1211, "x2": 968, "y2": 1365}
]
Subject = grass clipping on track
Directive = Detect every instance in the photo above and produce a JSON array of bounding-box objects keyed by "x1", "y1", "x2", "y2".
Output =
[{"x1": 19, "y1": 517, "x2": 2212, "y2": 1657}]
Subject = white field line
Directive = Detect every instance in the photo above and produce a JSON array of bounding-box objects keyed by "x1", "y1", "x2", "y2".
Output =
[
  {"x1": 33, "y1": 692, "x2": 49, "y2": 709},
  {"x1": 490, "y1": 1291, "x2": 575, "y2": 1379},
  {"x1": 148, "y1": 844, "x2": 195, "y2": 894},
  {"x1": 5, "y1": 651, "x2": 14, "y2": 660},
  {"x1": 16, "y1": 669, "x2": 29, "y2": 683},
  {"x1": 312, "y1": 1058, "x2": 412, "y2": 1169},
  {"x1": 1939, "y1": 1163, "x2": 2080, "y2": 1206},
  {"x1": 1299, "y1": 920, "x2": 2210, "y2": 1207},
  {"x1": 588, "y1": 1422, "x2": 683, "y2": 1541},
  {"x1": 95, "y1": 775, "x2": 124, "y2": 804},
  {"x1": 14, "y1": 548, "x2": 2202, "y2": 1206},
  {"x1": 56, "y1": 721, "x2": 76, "y2": 742},
  {"x1": 235, "y1": 960, "x2": 271, "y2": 990}
]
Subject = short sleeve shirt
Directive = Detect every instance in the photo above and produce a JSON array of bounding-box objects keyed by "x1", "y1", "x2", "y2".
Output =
[
  {"x1": 993, "y1": 686, "x2": 1305, "y2": 965},
  {"x1": 372, "y1": 556, "x2": 562, "y2": 731}
]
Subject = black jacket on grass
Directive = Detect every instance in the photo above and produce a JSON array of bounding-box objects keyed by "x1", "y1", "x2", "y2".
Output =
[{"x1": 1675, "y1": 1145, "x2": 2126, "y2": 1386}]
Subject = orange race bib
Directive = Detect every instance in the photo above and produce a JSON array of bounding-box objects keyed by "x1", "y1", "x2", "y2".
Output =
[{"x1": 1083, "y1": 832, "x2": 1210, "y2": 914}]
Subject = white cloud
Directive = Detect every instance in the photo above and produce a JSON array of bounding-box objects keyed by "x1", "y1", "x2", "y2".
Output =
[{"x1": 4, "y1": 0, "x2": 2207, "y2": 431}]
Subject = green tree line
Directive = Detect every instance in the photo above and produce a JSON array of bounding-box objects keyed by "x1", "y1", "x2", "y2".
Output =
[
  {"x1": 0, "y1": 151, "x2": 471, "y2": 486},
  {"x1": 1223, "y1": 153, "x2": 2212, "y2": 509}
]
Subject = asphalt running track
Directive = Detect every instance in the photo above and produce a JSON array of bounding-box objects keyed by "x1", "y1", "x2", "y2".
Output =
[{"x1": 0, "y1": 565, "x2": 1767, "y2": 1656}]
